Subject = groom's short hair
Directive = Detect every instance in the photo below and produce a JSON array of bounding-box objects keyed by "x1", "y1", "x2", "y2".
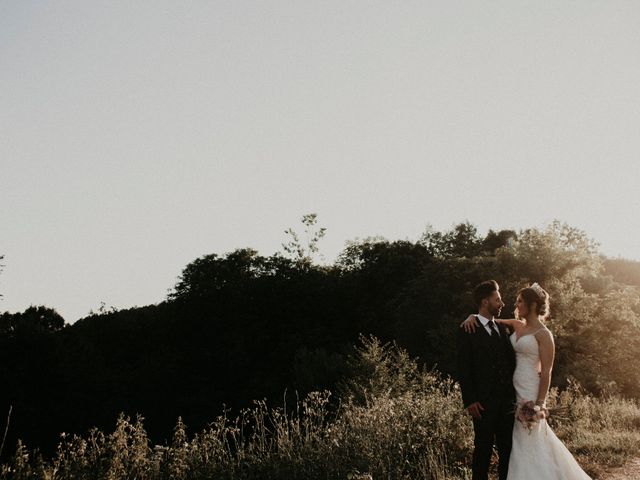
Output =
[{"x1": 473, "y1": 280, "x2": 499, "y2": 308}]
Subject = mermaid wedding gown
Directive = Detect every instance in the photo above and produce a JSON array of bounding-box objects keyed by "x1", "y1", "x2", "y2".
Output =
[{"x1": 507, "y1": 331, "x2": 591, "y2": 479}]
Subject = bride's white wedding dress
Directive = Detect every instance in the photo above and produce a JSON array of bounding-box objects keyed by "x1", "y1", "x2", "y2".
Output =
[{"x1": 507, "y1": 331, "x2": 591, "y2": 479}]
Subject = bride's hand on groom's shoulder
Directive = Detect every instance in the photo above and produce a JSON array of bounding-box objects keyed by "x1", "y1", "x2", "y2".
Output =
[{"x1": 460, "y1": 315, "x2": 480, "y2": 333}]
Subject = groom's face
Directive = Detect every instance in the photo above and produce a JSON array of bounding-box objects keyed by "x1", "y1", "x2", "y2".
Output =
[{"x1": 486, "y1": 291, "x2": 504, "y2": 317}]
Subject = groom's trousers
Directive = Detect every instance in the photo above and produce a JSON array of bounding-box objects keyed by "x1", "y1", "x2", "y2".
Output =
[{"x1": 471, "y1": 396, "x2": 514, "y2": 480}]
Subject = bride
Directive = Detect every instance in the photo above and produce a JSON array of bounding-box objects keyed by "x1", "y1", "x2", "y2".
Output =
[{"x1": 462, "y1": 283, "x2": 591, "y2": 479}]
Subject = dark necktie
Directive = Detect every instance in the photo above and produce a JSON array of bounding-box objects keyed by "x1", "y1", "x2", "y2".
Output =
[{"x1": 488, "y1": 319, "x2": 500, "y2": 339}]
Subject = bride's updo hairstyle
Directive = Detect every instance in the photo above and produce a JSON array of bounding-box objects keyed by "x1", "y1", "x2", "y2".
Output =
[{"x1": 518, "y1": 283, "x2": 550, "y2": 320}]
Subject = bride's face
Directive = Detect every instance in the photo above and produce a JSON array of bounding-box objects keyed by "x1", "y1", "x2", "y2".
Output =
[{"x1": 515, "y1": 295, "x2": 527, "y2": 319}]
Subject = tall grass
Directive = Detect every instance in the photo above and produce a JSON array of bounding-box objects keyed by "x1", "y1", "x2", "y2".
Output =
[
  {"x1": 2, "y1": 337, "x2": 639, "y2": 479},
  {"x1": 547, "y1": 381, "x2": 640, "y2": 478}
]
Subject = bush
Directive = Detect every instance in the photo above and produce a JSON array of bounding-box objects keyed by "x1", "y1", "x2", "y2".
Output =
[{"x1": 1, "y1": 337, "x2": 472, "y2": 480}]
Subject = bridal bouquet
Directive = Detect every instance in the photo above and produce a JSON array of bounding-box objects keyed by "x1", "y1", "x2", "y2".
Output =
[{"x1": 515, "y1": 400, "x2": 547, "y2": 431}]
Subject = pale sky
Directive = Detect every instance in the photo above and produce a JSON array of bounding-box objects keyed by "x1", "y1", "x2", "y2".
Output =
[{"x1": 2, "y1": 1, "x2": 639, "y2": 323}]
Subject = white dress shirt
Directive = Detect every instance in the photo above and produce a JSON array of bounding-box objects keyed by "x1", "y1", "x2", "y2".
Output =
[{"x1": 476, "y1": 314, "x2": 501, "y2": 338}]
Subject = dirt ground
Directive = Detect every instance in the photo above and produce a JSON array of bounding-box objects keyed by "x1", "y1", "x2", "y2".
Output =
[{"x1": 605, "y1": 457, "x2": 640, "y2": 480}]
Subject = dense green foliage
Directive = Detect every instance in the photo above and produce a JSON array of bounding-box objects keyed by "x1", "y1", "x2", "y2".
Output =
[{"x1": 1, "y1": 220, "x2": 639, "y2": 467}]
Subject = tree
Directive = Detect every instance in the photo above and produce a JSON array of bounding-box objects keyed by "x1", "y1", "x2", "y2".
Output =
[
  {"x1": 419, "y1": 222, "x2": 484, "y2": 258},
  {"x1": 282, "y1": 213, "x2": 327, "y2": 266},
  {"x1": 496, "y1": 222, "x2": 596, "y2": 281},
  {"x1": 169, "y1": 248, "x2": 296, "y2": 300},
  {"x1": 487, "y1": 222, "x2": 640, "y2": 395},
  {"x1": 0, "y1": 306, "x2": 65, "y2": 336},
  {"x1": 482, "y1": 229, "x2": 517, "y2": 254}
]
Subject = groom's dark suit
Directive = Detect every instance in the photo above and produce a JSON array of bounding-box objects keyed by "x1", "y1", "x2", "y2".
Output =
[{"x1": 457, "y1": 318, "x2": 516, "y2": 480}]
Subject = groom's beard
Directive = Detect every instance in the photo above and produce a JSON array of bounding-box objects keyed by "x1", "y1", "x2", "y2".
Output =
[{"x1": 489, "y1": 305, "x2": 502, "y2": 317}]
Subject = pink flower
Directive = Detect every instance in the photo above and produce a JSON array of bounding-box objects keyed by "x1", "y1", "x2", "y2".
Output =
[{"x1": 515, "y1": 400, "x2": 546, "y2": 432}]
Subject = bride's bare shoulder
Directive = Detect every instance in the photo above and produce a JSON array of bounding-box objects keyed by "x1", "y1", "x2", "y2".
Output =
[{"x1": 535, "y1": 327, "x2": 554, "y2": 343}]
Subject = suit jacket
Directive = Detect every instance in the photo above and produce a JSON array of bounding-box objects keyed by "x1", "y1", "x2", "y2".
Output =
[{"x1": 456, "y1": 319, "x2": 516, "y2": 408}]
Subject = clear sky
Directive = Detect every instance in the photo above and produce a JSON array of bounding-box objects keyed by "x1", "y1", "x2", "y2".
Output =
[{"x1": 2, "y1": 1, "x2": 639, "y2": 323}]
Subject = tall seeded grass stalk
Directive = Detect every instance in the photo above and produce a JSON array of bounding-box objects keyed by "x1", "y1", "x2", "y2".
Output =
[{"x1": 0, "y1": 406, "x2": 11, "y2": 459}]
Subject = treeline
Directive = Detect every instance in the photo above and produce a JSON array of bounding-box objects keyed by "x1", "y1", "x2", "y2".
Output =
[{"x1": 1, "y1": 220, "x2": 639, "y2": 459}]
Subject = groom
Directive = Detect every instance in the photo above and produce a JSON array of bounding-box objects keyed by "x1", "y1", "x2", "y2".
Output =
[{"x1": 456, "y1": 280, "x2": 516, "y2": 480}]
